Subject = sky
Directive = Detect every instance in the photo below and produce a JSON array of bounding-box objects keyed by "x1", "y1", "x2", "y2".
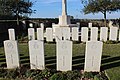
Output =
[{"x1": 30, "y1": 0, "x2": 120, "y2": 19}]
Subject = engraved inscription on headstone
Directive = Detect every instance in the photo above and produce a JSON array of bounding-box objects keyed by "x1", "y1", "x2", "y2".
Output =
[
  {"x1": 90, "y1": 27, "x2": 98, "y2": 41},
  {"x1": 84, "y1": 41, "x2": 103, "y2": 72},
  {"x1": 57, "y1": 41, "x2": 72, "y2": 71},
  {"x1": 29, "y1": 40, "x2": 45, "y2": 70},
  {"x1": 4, "y1": 40, "x2": 20, "y2": 69},
  {"x1": 72, "y1": 27, "x2": 79, "y2": 41},
  {"x1": 100, "y1": 27, "x2": 108, "y2": 41},
  {"x1": 81, "y1": 27, "x2": 88, "y2": 42},
  {"x1": 8, "y1": 29, "x2": 15, "y2": 40},
  {"x1": 28, "y1": 28, "x2": 35, "y2": 40},
  {"x1": 7, "y1": 42, "x2": 14, "y2": 49},
  {"x1": 109, "y1": 27, "x2": 118, "y2": 41}
]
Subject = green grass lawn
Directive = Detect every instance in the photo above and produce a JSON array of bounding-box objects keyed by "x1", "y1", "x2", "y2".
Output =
[{"x1": 0, "y1": 43, "x2": 120, "y2": 80}]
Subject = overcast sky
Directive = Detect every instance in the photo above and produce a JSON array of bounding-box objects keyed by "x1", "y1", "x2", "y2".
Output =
[{"x1": 30, "y1": 0, "x2": 120, "y2": 19}]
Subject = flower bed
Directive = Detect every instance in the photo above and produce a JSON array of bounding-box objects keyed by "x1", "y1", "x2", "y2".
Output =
[{"x1": 0, "y1": 67, "x2": 108, "y2": 80}]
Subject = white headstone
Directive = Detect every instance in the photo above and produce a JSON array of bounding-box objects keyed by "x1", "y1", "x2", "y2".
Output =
[
  {"x1": 62, "y1": 27, "x2": 70, "y2": 40},
  {"x1": 89, "y1": 23, "x2": 92, "y2": 28},
  {"x1": 109, "y1": 21, "x2": 113, "y2": 27},
  {"x1": 46, "y1": 28, "x2": 53, "y2": 42},
  {"x1": 29, "y1": 40, "x2": 45, "y2": 69},
  {"x1": 4, "y1": 40, "x2": 20, "y2": 69},
  {"x1": 90, "y1": 27, "x2": 98, "y2": 41},
  {"x1": 28, "y1": 28, "x2": 35, "y2": 40},
  {"x1": 40, "y1": 23, "x2": 44, "y2": 30},
  {"x1": 119, "y1": 29, "x2": 120, "y2": 41},
  {"x1": 8, "y1": 29, "x2": 15, "y2": 40},
  {"x1": 29, "y1": 23, "x2": 33, "y2": 28},
  {"x1": 77, "y1": 22, "x2": 80, "y2": 29},
  {"x1": 52, "y1": 25, "x2": 59, "y2": 36},
  {"x1": 37, "y1": 28, "x2": 44, "y2": 41},
  {"x1": 84, "y1": 41, "x2": 103, "y2": 72},
  {"x1": 72, "y1": 27, "x2": 79, "y2": 41},
  {"x1": 81, "y1": 27, "x2": 88, "y2": 42},
  {"x1": 57, "y1": 41, "x2": 72, "y2": 71},
  {"x1": 100, "y1": 27, "x2": 108, "y2": 41},
  {"x1": 109, "y1": 27, "x2": 118, "y2": 41},
  {"x1": 22, "y1": 21, "x2": 26, "y2": 29},
  {"x1": 22, "y1": 21, "x2": 26, "y2": 24},
  {"x1": 55, "y1": 27, "x2": 62, "y2": 42},
  {"x1": 52, "y1": 23, "x2": 55, "y2": 26}
]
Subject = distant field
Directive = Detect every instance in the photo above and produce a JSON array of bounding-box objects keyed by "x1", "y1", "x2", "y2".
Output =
[{"x1": 0, "y1": 43, "x2": 120, "y2": 80}]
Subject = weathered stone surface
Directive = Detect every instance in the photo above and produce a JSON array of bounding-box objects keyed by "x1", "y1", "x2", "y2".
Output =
[
  {"x1": 57, "y1": 41, "x2": 72, "y2": 71},
  {"x1": 84, "y1": 41, "x2": 103, "y2": 72},
  {"x1": 29, "y1": 40, "x2": 45, "y2": 70},
  {"x1": 4, "y1": 40, "x2": 20, "y2": 69}
]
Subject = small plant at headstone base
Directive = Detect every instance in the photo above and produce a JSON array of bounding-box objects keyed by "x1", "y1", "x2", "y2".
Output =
[
  {"x1": 49, "y1": 72, "x2": 66, "y2": 80},
  {"x1": 0, "y1": 68, "x2": 7, "y2": 78},
  {"x1": 24, "y1": 68, "x2": 57, "y2": 80},
  {"x1": 24, "y1": 69, "x2": 33, "y2": 79},
  {"x1": 94, "y1": 71, "x2": 109, "y2": 80},
  {"x1": 0, "y1": 67, "x2": 109, "y2": 80},
  {"x1": 82, "y1": 72, "x2": 94, "y2": 79},
  {"x1": 65, "y1": 70, "x2": 82, "y2": 80},
  {"x1": 40, "y1": 68, "x2": 54, "y2": 79},
  {"x1": 6, "y1": 68, "x2": 20, "y2": 79}
]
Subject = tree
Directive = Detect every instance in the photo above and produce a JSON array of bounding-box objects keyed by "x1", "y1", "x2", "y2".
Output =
[
  {"x1": 0, "y1": 0, "x2": 35, "y2": 25},
  {"x1": 81, "y1": 0, "x2": 120, "y2": 27},
  {"x1": 0, "y1": 0, "x2": 13, "y2": 16}
]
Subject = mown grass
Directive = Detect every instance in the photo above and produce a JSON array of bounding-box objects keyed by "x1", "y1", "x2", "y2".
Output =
[{"x1": 0, "y1": 43, "x2": 120, "y2": 80}]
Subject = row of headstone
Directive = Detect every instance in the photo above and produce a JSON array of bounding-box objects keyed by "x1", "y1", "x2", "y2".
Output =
[
  {"x1": 81, "y1": 27, "x2": 119, "y2": 42},
  {"x1": 28, "y1": 27, "x2": 79, "y2": 42},
  {"x1": 28, "y1": 23, "x2": 120, "y2": 42},
  {"x1": 4, "y1": 28, "x2": 103, "y2": 72},
  {"x1": 4, "y1": 28, "x2": 45, "y2": 70}
]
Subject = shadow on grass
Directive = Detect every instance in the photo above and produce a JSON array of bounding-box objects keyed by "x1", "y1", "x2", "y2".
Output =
[
  {"x1": 101, "y1": 56, "x2": 120, "y2": 71},
  {"x1": 45, "y1": 55, "x2": 120, "y2": 70},
  {"x1": 45, "y1": 55, "x2": 111, "y2": 70},
  {"x1": 1, "y1": 54, "x2": 120, "y2": 71}
]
